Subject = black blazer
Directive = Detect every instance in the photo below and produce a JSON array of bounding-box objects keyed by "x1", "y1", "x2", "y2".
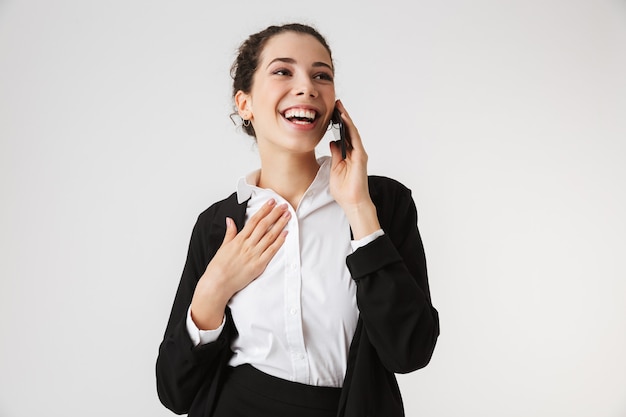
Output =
[{"x1": 156, "y1": 175, "x2": 440, "y2": 417}]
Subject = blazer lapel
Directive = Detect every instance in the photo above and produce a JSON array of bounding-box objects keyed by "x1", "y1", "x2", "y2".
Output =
[{"x1": 208, "y1": 192, "x2": 249, "y2": 247}]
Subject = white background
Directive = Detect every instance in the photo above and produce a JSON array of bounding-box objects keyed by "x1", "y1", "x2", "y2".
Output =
[{"x1": 1, "y1": 1, "x2": 625, "y2": 416}]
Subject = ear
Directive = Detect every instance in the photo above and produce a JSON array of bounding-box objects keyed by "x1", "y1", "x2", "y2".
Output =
[{"x1": 235, "y1": 90, "x2": 252, "y2": 121}]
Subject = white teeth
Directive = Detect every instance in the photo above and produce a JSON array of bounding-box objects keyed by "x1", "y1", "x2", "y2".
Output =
[{"x1": 284, "y1": 108, "x2": 316, "y2": 121}]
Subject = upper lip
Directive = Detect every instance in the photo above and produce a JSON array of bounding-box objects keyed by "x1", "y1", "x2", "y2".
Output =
[{"x1": 280, "y1": 105, "x2": 322, "y2": 120}]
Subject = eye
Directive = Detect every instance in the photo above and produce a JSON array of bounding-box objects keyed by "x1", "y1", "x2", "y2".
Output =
[
  {"x1": 314, "y1": 72, "x2": 334, "y2": 82},
  {"x1": 272, "y1": 68, "x2": 292, "y2": 76}
]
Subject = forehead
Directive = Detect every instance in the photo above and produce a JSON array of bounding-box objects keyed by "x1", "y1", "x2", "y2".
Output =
[{"x1": 259, "y1": 32, "x2": 332, "y2": 67}]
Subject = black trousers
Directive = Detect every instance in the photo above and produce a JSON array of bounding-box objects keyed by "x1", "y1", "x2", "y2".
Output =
[{"x1": 212, "y1": 364, "x2": 341, "y2": 417}]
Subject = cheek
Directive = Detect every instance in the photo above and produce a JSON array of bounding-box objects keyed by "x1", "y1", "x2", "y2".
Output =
[{"x1": 324, "y1": 85, "x2": 336, "y2": 101}]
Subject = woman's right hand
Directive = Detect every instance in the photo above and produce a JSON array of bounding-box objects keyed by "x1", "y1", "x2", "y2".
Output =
[{"x1": 190, "y1": 199, "x2": 290, "y2": 330}]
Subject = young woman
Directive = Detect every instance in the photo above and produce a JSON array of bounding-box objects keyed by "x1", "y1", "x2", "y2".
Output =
[{"x1": 156, "y1": 23, "x2": 439, "y2": 417}]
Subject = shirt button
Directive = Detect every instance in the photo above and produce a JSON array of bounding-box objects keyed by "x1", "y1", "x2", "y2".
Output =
[{"x1": 290, "y1": 308, "x2": 297, "y2": 315}]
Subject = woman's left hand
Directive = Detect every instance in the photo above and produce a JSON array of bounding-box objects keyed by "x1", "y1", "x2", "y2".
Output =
[{"x1": 329, "y1": 100, "x2": 381, "y2": 240}]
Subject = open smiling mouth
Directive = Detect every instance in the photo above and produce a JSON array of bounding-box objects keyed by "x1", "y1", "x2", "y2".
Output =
[{"x1": 283, "y1": 108, "x2": 317, "y2": 125}]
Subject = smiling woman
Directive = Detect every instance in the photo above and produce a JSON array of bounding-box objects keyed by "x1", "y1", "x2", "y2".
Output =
[
  {"x1": 234, "y1": 31, "x2": 337, "y2": 168},
  {"x1": 155, "y1": 22, "x2": 440, "y2": 417}
]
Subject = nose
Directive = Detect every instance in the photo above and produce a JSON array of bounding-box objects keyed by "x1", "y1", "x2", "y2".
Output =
[{"x1": 294, "y1": 75, "x2": 318, "y2": 98}]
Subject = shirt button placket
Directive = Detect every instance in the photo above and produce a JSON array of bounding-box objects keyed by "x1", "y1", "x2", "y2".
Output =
[{"x1": 282, "y1": 212, "x2": 308, "y2": 382}]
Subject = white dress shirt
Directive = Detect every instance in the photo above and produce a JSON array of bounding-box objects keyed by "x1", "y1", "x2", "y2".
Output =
[{"x1": 187, "y1": 156, "x2": 383, "y2": 387}]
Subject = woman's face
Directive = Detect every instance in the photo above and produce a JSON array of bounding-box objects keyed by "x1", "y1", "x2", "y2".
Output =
[{"x1": 236, "y1": 31, "x2": 336, "y2": 155}]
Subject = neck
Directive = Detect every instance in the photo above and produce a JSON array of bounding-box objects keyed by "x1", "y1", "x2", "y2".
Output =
[{"x1": 257, "y1": 149, "x2": 320, "y2": 209}]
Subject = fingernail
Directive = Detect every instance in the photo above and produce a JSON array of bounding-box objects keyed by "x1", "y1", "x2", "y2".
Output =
[{"x1": 267, "y1": 198, "x2": 276, "y2": 206}]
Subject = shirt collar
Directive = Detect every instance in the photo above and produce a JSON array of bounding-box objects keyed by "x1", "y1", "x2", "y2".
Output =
[{"x1": 236, "y1": 156, "x2": 331, "y2": 204}]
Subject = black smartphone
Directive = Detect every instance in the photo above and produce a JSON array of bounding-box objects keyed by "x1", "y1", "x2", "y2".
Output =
[{"x1": 331, "y1": 108, "x2": 347, "y2": 159}]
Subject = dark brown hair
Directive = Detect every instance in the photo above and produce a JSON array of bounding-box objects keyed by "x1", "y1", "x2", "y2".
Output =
[{"x1": 231, "y1": 23, "x2": 334, "y2": 137}]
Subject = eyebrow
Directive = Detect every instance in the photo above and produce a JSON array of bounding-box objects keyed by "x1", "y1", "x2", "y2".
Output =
[{"x1": 266, "y1": 57, "x2": 334, "y2": 72}]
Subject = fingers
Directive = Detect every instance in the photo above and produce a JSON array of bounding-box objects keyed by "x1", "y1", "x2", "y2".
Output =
[
  {"x1": 244, "y1": 200, "x2": 290, "y2": 245},
  {"x1": 255, "y1": 206, "x2": 290, "y2": 247},
  {"x1": 220, "y1": 199, "x2": 290, "y2": 258},
  {"x1": 222, "y1": 217, "x2": 237, "y2": 245},
  {"x1": 215, "y1": 200, "x2": 290, "y2": 288},
  {"x1": 225, "y1": 200, "x2": 290, "y2": 273},
  {"x1": 201, "y1": 199, "x2": 291, "y2": 302},
  {"x1": 256, "y1": 212, "x2": 290, "y2": 263},
  {"x1": 239, "y1": 198, "x2": 278, "y2": 238}
]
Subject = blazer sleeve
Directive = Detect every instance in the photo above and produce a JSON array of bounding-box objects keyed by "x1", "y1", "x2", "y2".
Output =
[
  {"x1": 155, "y1": 206, "x2": 235, "y2": 414},
  {"x1": 345, "y1": 177, "x2": 440, "y2": 373}
]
